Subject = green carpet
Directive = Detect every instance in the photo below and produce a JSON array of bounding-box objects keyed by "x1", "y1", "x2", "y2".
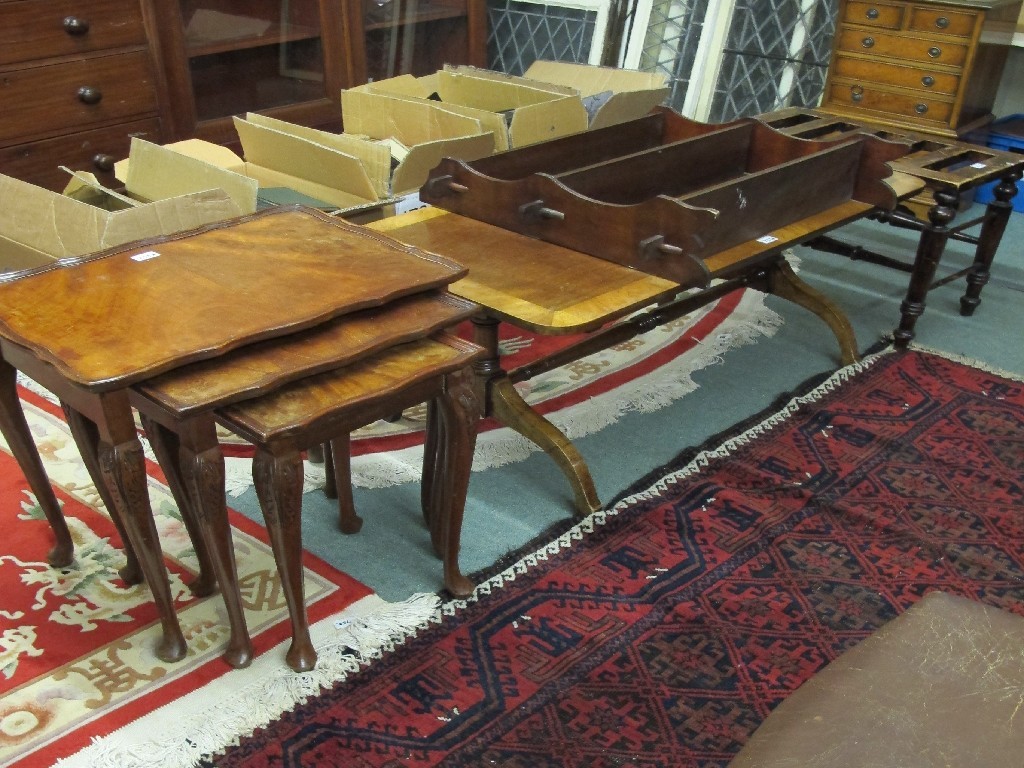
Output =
[{"x1": 230, "y1": 205, "x2": 1024, "y2": 601}]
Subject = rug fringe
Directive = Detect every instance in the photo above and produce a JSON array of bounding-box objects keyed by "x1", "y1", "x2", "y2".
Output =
[{"x1": 52, "y1": 593, "x2": 442, "y2": 768}]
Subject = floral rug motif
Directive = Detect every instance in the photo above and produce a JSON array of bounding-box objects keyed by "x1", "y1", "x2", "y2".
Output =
[{"x1": 0, "y1": 387, "x2": 373, "y2": 768}]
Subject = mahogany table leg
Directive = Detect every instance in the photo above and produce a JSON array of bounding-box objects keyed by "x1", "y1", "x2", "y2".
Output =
[
  {"x1": 490, "y1": 376, "x2": 601, "y2": 516},
  {"x1": 63, "y1": 404, "x2": 142, "y2": 585},
  {"x1": 95, "y1": 394, "x2": 187, "y2": 663},
  {"x1": 472, "y1": 314, "x2": 601, "y2": 517},
  {"x1": 765, "y1": 258, "x2": 860, "y2": 366},
  {"x1": 433, "y1": 367, "x2": 480, "y2": 598},
  {"x1": 252, "y1": 447, "x2": 315, "y2": 672},
  {"x1": 179, "y1": 426, "x2": 254, "y2": 670},
  {"x1": 328, "y1": 434, "x2": 362, "y2": 534},
  {"x1": 893, "y1": 188, "x2": 958, "y2": 349},
  {"x1": 960, "y1": 170, "x2": 1021, "y2": 317},
  {"x1": 0, "y1": 358, "x2": 73, "y2": 568},
  {"x1": 139, "y1": 413, "x2": 218, "y2": 597}
]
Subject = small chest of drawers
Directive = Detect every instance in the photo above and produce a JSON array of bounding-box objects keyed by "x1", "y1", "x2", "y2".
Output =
[
  {"x1": 0, "y1": 0, "x2": 163, "y2": 190},
  {"x1": 822, "y1": 0, "x2": 1022, "y2": 138}
]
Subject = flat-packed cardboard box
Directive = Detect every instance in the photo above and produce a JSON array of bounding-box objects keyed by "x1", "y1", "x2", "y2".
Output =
[
  {"x1": 522, "y1": 60, "x2": 669, "y2": 130},
  {"x1": 349, "y1": 66, "x2": 590, "y2": 150},
  {"x1": 114, "y1": 113, "x2": 398, "y2": 216},
  {"x1": 0, "y1": 172, "x2": 242, "y2": 274}
]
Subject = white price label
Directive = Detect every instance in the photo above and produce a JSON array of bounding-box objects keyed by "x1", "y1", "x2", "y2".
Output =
[
  {"x1": 756, "y1": 235, "x2": 779, "y2": 244},
  {"x1": 131, "y1": 251, "x2": 160, "y2": 262}
]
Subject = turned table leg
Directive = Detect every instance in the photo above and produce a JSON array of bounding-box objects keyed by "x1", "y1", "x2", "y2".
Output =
[
  {"x1": 893, "y1": 187, "x2": 958, "y2": 349},
  {"x1": 960, "y1": 170, "x2": 1021, "y2": 317}
]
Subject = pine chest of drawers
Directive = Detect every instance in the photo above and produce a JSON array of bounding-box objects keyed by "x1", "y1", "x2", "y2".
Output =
[{"x1": 822, "y1": 0, "x2": 1022, "y2": 138}]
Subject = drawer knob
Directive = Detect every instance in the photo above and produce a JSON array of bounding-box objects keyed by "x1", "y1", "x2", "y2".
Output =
[
  {"x1": 915, "y1": 103, "x2": 929, "y2": 114},
  {"x1": 928, "y1": 46, "x2": 942, "y2": 58},
  {"x1": 851, "y1": 85, "x2": 864, "y2": 102},
  {"x1": 77, "y1": 86, "x2": 102, "y2": 105},
  {"x1": 862, "y1": 36, "x2": 875, "y2": 48},
  {"x1": 92, "y1": 154, "x2": 115, "y2": 172},
  {"x1": 62, "y1": 16, "x2": 90, "y2": 35},
  {"x1": 866, "y1": 7, "x2": 879, "y2": 19},
  {"x1": 935, "y1": 16, "x2": 950, "y2": 29},
  {"x1": 922, "y1": 75, "x2": 935, "y2": 87}
]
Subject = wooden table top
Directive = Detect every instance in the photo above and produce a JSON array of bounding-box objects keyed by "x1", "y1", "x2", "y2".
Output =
[
  {"x1": 0, "y1": 206, "x2": 466, "y2": 389},
  {"x1": 371, "y1": 177, "x2": 921, "y2": 335}
]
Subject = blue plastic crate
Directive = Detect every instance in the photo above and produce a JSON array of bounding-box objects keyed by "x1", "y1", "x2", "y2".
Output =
[{"x1": 974, "y1": 114, "x2": 1024, "y2": 211}]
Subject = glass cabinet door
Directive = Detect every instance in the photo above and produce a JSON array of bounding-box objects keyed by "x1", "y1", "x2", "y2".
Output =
[
  {"x1": 180, "y1": 0, "x2": 328, "y2": 121},
  {"x1": 362, "y1": 0, "x2": 479, "y2": 81}
]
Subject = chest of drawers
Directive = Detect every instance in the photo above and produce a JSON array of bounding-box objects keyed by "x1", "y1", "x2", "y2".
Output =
[
  {"x1": 822, "y1": 0, "x2": 1022, "y2": 138},
  {"x1": 0, "y1": 0, "x2": 163, "y2": 191}
]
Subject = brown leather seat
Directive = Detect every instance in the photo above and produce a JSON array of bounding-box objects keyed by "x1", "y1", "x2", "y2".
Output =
[{"x1": 728, "y1": 591, "x2": 1024, "y2": 767}]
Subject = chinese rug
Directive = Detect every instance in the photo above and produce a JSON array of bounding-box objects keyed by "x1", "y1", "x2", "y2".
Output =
[
  {"x1": 196, "y1": 346, "x2": 1023, "y2": 767},
  {"x1": 0, "y1": 386, "x2": 379, "y2": 768}
]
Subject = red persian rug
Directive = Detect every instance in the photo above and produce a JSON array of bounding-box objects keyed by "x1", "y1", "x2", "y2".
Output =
[
  {"x1": 195, "y1": 347, "x2": 1023, "y2": 767},
  {"x1": 0, "y1": 386, "x2": 374, "y2": 768}
]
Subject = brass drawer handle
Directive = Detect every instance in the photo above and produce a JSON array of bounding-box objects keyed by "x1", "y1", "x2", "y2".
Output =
[
  {"x1": 851, "y1": 85, "x2": 865, "y2": 102},
  {"x1": 92, "y1": 154, "x2": 115, "y2": 172},
  {"x1": 77, "y1": 86, "x2": 102, "y2": 105},
  {"x1": 63, "y1": 16, "x2": 90, "y2": 35},
  {"x1": 862, "y1": 36, "x2": 875, "y2": 48},
  {"x1": 928, "y1": 46, "x2": 942, "y2": 58},
  {"x1": 922, "y1": 75, "x2": 935, "y2": 87},
  {"x1": 866, "y1": 7, "x2": 879, "y2": 19},
  {"x1": 915, "y1": 103, "x2": 929, "y2": 114},
  {"x1": 935, "y1": 16, "x2": 950, "y2": 29}
]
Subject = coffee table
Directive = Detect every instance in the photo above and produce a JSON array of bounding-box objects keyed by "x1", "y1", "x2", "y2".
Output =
[{"x1": 0, "y1": 205, "x2": 466, "y2": 662}]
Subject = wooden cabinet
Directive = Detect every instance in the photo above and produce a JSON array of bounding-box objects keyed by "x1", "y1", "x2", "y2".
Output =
[
  {"x1": 0, "y1": 0, "x2": 163, "y2": 190},
  {"x1": 0, "y1": 0, "x2": 486, "y2": 190},
  {"x1": 822, "y1": 0, "x2": 1022, "y2": 138}
]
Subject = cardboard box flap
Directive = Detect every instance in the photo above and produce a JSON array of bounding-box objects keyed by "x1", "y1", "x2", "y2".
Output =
[
  {"x1": 233, "y1": 116, "x2": 382, "y2": 202},
  {"x1": 437, "y1": 66, "x2": 578, "y2": 111},
  {"x1": 507, "y1": 97, "x2": 589, "y2": 147},
  {"x1": 120, "y1": 138, "x2": 259, "y2": 215},
  {"x1": 391, "y1": 132, "x2": 496, "y2": 196},
  {"x1": 242, "y1": 164, "x2": 382, "y2": 212},
  {"x1": 99, "y1": 189, "x2": 243, "y2": 249},
  {"x1": 354, "y1": 73, "x2": 439, "y2": 99},
  {"x1": 0, "y1": 173, "x2": 108, "y2": 258},
  {"x1": 524, "y1": 60, "x2": 667, "y2": 95},
  {"x1": 242, "y1": 112, "x2": 392, "y2": 198},
  {"x1": 588, "y1": 87, "x2": 669, "y2": 130},
  {"x1": 523, "y1": 60, "x2": 669, "y2": 130},
  {"x1": 341, "y1": 89, "x2": 485, "y2": 146},
  {"x1": 0, "y1": 236, "x2": 55, "y2": 273},
  {"x1": 63, "y1": 170, "x2": 140, "y2": 211},
  {"x1": 346, "y1": 86, "x2": 508, "y2": 152}
]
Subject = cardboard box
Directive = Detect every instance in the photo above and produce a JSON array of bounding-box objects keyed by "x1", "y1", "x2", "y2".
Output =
[
  {"x1": 350, "y1": 66, "x2": 590, "y2": 150},
  {"x1": 115, "y1": 112, "x2": 398, "y2": 216},
  {"x1": 0, "y1": 172, "x2": 242, "y2": 274},
  {"x1": 522, "y1": 60, "x2": 669, "y2": 130},
  {"x1": 334, "y1": 90, "x2": 496, "y2": 195}
]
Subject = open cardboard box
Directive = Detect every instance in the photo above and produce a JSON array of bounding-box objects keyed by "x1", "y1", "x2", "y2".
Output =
[
  {"x1": 0, "y1": 172, "x2": 241, "y2": 274},
  {"x1": 114, "y1": 112, "x2": 401, "y2": 217},
  {"x1": 347, "y1": 62, "x2": 669, "y2": 153},
  {"x1": 283, "y1": 98, "x2": 495, "y2": 196},
  {"x1": 521, "y1": 61, "x2": 669, "y2": 130},
  {"x1": 348, "y1": 66, "x2": 589, "y2": 151}
]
